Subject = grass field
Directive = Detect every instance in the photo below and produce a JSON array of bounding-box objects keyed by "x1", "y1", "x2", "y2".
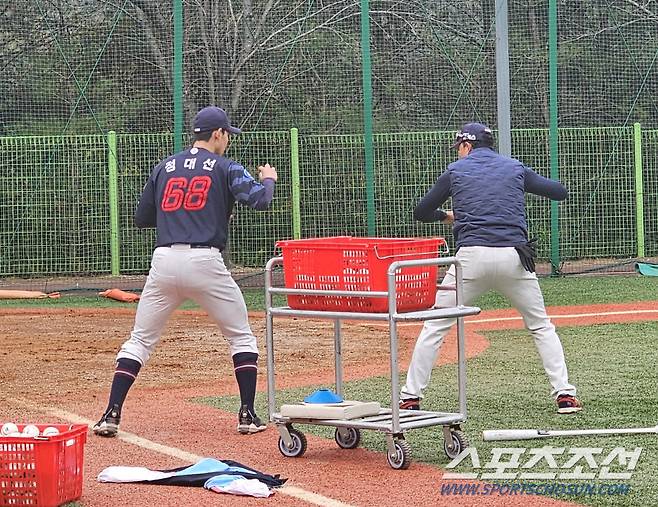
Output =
[
  {"x1": 3, "y1": 274, "x2": 656, "y2": 505},
  {"x1": 199, "y1": 321, "x2": 658, "y2": 507}
]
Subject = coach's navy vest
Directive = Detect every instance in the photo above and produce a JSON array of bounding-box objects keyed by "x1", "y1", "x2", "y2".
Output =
[{"x1": 448, "y1": 147, "x2": 528, "y2": 248}]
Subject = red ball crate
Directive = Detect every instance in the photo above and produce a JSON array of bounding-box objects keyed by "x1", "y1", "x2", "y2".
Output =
[
  {"x1": 0, "y1": 424, "x2": 87, "y2": 507},
  {"x1": 276, "y1": 236, "x2": 446, "y2": 312}
]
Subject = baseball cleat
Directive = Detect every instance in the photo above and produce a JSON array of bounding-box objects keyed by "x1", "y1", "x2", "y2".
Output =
[
  {"x1": 93, "y1": 404, "x2": 121, "y2": 437},
  {"x1": 556, "y1": 394, "x2": 583, "y2": 414},
  {"x1": 399, "y1": 398, "x2": 421, "y2": 411},
  {"x1": 237, "y1": 406, "x2": 267, "y2": 434}
]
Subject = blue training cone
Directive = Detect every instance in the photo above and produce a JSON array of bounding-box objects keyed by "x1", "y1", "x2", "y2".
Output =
[{"x1": 304, "y1": 388, "x2": 344, "y2": 404}]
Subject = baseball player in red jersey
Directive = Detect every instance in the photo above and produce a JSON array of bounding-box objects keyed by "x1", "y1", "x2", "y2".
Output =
[{"x1": 93, "y1": 106, "x2": 277, "y2": 437}]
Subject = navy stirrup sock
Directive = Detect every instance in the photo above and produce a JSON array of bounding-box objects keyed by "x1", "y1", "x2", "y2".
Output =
[
  {"x1": 232, "y1": 352, "x2": 258, "y2": 413},
  {"x1": 106, "y1": 358, "x2": 142, "y2": 414}
]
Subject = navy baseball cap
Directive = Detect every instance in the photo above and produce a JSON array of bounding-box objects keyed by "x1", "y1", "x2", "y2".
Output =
[
  {"x1": 193, "y1": 106, "x2": 241, "y2": 135},
  {"x1": 451, "y1": 122, "x2": 494, "y2": 148}
]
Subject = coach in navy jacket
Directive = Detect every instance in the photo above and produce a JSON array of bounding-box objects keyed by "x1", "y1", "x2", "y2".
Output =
[{"x1": 400, "y1": 122, "x2": 582, "y2": 415}]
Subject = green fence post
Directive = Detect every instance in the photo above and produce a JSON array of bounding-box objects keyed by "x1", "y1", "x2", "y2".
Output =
[
  {"x1": 290, "y1": 128, "x2": 301, "y2": 239},
  {"x1": 360, "y1": 0, "x2": 375, "y2": 236},
  {"x1": 633, "y1": 122, "x2": 645, "y2": 258},
  {"x1": 173, "y1": 0, "x2": 184, "y2": 151},
  {"x1": 548, "y1": 0, "x2": 560, "y2": 275},
  {"x1": 107, "y1": 131, "x2": 120, "y2": 276}
]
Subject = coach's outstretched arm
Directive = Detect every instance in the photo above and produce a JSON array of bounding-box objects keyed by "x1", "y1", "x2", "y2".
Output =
[
  {"x1": 413, "y1": 171, "x2": 451, "y2": 223},
  {"x1": 524, "y1": 167, "x2": 568, "y2": 201}
]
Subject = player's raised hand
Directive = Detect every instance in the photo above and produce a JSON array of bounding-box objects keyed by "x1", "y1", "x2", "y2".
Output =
[{"x1": 258, "y1": 164, "x2": 277, "y2": 182}]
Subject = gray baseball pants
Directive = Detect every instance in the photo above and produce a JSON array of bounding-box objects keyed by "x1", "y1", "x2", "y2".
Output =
[
  {"x1": 118, "y1": 244, "x2": 258, "y2": 365},
  {"x1": 401, "y1": 246, "x2": 577, "y2": 401}
]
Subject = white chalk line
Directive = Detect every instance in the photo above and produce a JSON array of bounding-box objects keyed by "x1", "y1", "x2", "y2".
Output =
[
  {"x1": 370, "y1": 309, "x2": 658, "y2": 327},
  {"x1": 5, "y1": 397, "x2": 356, "y2": 507}
]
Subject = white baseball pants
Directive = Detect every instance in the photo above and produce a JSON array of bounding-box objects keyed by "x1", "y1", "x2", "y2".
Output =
[
  {"x1": 118, "y1": 244, "x2": 258, "y2": 365},
  {"x1": 401, "y1": 246, "x2": 576, "y2": 401}
]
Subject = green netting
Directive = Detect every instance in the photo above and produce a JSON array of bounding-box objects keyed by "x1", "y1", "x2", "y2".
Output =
[
  {"x1": 0, "y1": 136, "x2": 111, "y2": 276},
  {"x1": 558, "y1": 128, "x2": 636, "y2": 261},
  {"x1": 0, "y1": 127, "x2": 655, "y2": 284},
  {"x1": 297, "y1": 135, "x2": 368, "y2": 239},
  {"x1": 507, "y1": 1, "x2": 658, "y2": 130},
  {"x1": 643, "y1": 129, "x2": 658, "y2": 257},
  {"x1": 368, "y1": 1, "x2": 497, "y2": 131},
  {"x1": 555, "y1": 1, "x2": 658, "y2": 128},
  {"x1": 226, "y1": 132, "x2": 294, "y2": 266},
  {"x1": 1, "y1": 1, "x2": 173, "y2": 136},
  {"x1": 3, "y1": 1, "x2": 656, "y2": 135},
  {"x1": 373, "y1": 131, "x2": 454, "y2": 240},
  {"x1": 180, "y1": 0, "x2": 365, "y2": 134},
  {"x1": 513, "y1": 127, "x2": 641, "y2": 271},
  {"x1": 116, "y1": 134, "x2": 173, "y2": 273},
  {"x1": 2, "y1": 1, "x2": 658, "y2": 288}
]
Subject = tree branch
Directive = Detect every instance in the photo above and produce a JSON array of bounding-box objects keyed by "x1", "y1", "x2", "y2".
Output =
[{"x1": 618, "y1": 0, "x2": 658, "y2": 20}]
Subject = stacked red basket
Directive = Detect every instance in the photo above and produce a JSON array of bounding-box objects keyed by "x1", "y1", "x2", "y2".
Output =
[
  {"x1": 0, "y1": 423, "x2": 87, "y2": 507},
  {"x1": 276, "y1": 236, "x2": 446, "y2": 313}
]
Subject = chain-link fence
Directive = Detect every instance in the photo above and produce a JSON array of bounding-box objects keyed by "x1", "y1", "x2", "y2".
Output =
[{"x1": 1, "y1": 0, "x2": 657, "y2": 289}]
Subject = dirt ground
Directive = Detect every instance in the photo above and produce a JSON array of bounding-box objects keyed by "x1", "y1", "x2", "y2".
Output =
[
  {"x1": 1, "y1": 303, "x2": 657, "y2": 506},
  {"x1": 0, "y1": 308, "x2": 455, "y2": 398}
]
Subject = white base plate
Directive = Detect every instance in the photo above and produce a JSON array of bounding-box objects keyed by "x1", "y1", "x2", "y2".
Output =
[{"x1": 280, "y1": 400, "x2": 381, "y2": 420}]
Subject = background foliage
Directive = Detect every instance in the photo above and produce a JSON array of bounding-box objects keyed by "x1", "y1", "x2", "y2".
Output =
[
  {"x1": 0, "y1": 1, "x2": 657, "y2": 282},
  {"x1": 1, "y1": 1, "x2": 656, "y2": 136}
]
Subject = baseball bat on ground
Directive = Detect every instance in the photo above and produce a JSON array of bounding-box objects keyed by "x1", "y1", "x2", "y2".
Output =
[{"x1": 482, "y1": 425, "x2": 658, "y2": 441}]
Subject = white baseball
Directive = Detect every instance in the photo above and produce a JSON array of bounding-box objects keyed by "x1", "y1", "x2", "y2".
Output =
[
  {"x1": 42, "y1": 426, "x2": 60, "y2": 437},
  {"x1": 1, "y1": 422, "x2": 18, "y2": 436},
  {"x1": 21, "y1": 424, "x2": 40, "y2": 438}
]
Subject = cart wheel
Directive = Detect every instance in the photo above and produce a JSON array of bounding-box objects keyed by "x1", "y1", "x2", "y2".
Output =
[
  {"x1": 387, "y1": 439, "x2": 412, "y2": 470},
  {"x1": 444, "y1": 430, "x2": 469, "y2": 460},
  {"x1": 278, "y1": 427, "x2": 307, "y2": 458},
  {"x1": 334, "y1": 427, "x2": 361, "y2": 449}
]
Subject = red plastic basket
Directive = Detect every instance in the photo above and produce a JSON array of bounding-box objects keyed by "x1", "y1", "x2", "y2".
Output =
[
  {"x1": 276, "y1": 236, "x2": 446, "y2": 312},
  {"x1": 0, "y1": 424, "x2": 87, "y2": 507}
]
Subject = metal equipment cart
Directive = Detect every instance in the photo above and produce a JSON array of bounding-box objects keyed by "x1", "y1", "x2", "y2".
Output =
[{"x1": 265, "y1": 256, "x2": 481, "y2": 469}]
